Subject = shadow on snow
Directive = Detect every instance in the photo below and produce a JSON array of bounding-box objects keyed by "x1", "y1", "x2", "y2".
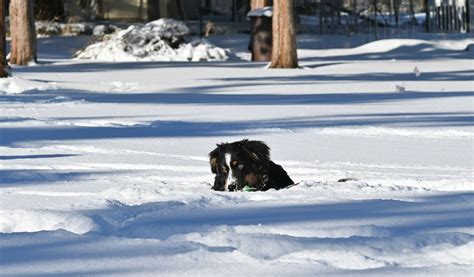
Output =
[
  {"x1": 0, "y1": 192, "x2": 472, "y2": 273},
  {"x1": 0, "y1": 112, "x2": 472, "y2": 146}
]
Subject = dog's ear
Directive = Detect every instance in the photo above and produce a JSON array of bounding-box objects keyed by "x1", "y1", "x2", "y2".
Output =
[
  {"x1": 209, "y1": 145, "x2": 221, "y2": 174},
  {"x1": 241, "y1": 140, "x2": 270, "y2": 163},
  {"x1": 209, "y1": 143, "x2": 231, "y2": 173}
]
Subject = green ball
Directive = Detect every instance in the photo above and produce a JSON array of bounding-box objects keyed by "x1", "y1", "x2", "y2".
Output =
[{"x1": 243, "y1": 185, "x2": 257, "y2": 192}]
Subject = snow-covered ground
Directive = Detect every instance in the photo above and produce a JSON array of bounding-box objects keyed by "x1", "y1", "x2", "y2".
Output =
[{"x1": 0, "y1": 32, "x2": 473, "y2": 275}]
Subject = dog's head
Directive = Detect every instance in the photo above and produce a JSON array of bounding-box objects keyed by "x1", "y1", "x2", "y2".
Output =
[{"x1": 209, "y1": 139, "x2": 270, "y2": 191}]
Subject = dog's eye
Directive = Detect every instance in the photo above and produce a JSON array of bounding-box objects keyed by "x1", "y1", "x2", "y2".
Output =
[
  {"x1": 231, "y1": 160, "x2": 238, "y2": 167},
  {"x1": 238, "y1": 164, "x2": 244, "y2": 169}
]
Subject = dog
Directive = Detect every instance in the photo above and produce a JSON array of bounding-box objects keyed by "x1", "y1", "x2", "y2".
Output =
[{"x1": 209, "y1": 139, "x2": 294, "y2": 191}]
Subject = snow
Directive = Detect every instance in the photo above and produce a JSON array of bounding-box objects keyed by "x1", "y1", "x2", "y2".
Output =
[
  {"x1": 0, "y1": 77, "x2": 58, "y2": 94},
  {"x1": 0, "y1": 32, "x2": 473, "y2": 275},
  {"x1": 0, "y1": 209, "x2": 96, "y2": 234},
  {"x1": 247, "y1": 7, "x2": 273, "y2": 18},
  {"x1": 35, "y1": 21, "x2": 96, "y2": 37},
  {"x1": 75, "y1": 19, "x2": 228, "y2": 62}
]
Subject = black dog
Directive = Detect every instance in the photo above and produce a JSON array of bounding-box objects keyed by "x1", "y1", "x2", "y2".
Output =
[{"x1": 209, "y1": 139, "x2": 294, "y2": 191}]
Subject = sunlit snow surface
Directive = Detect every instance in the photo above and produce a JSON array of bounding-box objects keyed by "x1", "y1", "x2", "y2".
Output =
[{"x1": 0, "y1": 33, "x2": 473, "y2": 275}]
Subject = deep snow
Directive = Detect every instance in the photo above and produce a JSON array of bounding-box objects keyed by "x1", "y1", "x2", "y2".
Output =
[{"x1": 0, "y1": 32, "x2": 473, "y2": 276}]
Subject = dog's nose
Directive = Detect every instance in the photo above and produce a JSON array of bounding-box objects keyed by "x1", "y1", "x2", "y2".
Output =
[
  {"x1": 227, "y1": 183, "x2": 236, "y2": 191},
  {"x1": 225, "y1": 172, "x2": 236, "y2": 191}
]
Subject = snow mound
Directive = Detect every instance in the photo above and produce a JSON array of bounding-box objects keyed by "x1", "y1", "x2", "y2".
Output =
[
  {"x1": 278, "y1": 249, "x2": 387, "y2": 269},
  {"x1": 0, "y1": 77, "x2": 58, "y2": 94},
  {"x1": 0, "y1": 209, "x2": 96, "y2": 234},
  {"x1": 75, "y1": 19, "x2": 228, "y2": 62},
  {"x1": 318, "y1": 127, "x2": 474, "y2": 139},
  {"x1": 355, "y1": 38, "x2": 474, "y2": 53}
]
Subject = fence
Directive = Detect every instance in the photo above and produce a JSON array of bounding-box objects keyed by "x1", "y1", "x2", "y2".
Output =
[{"x1": 427, "y1": 3, "x2": 469, "y2": 32}]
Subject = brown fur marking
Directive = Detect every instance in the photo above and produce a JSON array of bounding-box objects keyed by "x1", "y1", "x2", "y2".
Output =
[
  {"x1": 210, "y1": 158, "x2": 217, "y2": 171},
  {"x1": 244, "y1": 173, "x2": 260, "y2": 185}
]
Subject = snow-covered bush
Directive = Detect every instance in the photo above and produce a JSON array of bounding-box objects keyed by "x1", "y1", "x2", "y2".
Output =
[
  {"x1": 35, "y1": 21, "x2": 62, "y2": 36},
  {"x1": 92, "y1": 24, "x2": 118, "y2": 36},
  {"x1": 75, "y1": 19, "x2": 228, "y2": 62},
  {"x1": 35, "y1": 21, "x2": 95, "y2": 36}
]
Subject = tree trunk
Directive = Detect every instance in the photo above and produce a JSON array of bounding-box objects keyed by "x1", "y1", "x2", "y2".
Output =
[
  {"x1": 138, "y1": 0, "x2": 144, "y2": 20},
  {"x1": 250, "y1": 0, "x2": 270, "y2": 10},
  {"x1": 9, "y1": 0, "x2": 37, "y2": 65},
  {"x1": 147, "y1": 0, "x2": 159, "y2": 20},
  {"x1": 319, "y1": 0, "x2": 324, "y2": 33},
  {"x1": 393, "y1": 0, "x2": 400, "y2": 27},
  {"x1": 409, "y1": 0, "x2": 416, "y2": 24},
  {"x1": 467, "y1": 0, "x2": 471, "y2": 32},
  {"x1": 337, "y1": 0, "x2": 342, "y2": 27},
  {"x1": 149, "y1": 0, "x2": 185, "y2": 20},
  {"x1": 34, "y1": 0, "x2": 65, "y2": 21},
  {"x1": 424, "y1": 0, "x2": 430, "y2": 32},
  {"x1": 205, "y1": 0, "x2": 212, "y2": 11},
  {"x1": 373, "y1": 0, "x2": 378, "y2": 39},
  {"x1": 0, "y1": 0, "x2": 8, "y2": 77},
  {"x1": 159, "y1": 0, "x2": 185, "y2": 20},
  {"x1": 269, "y1": 0, "x2": 298, "y2": 68},
  {"x1": 389, "y1": 0, "x2": 393, "y2": 25},
  {"x1": 352, "y1": 0, "x2": 358, "y2": 32}
]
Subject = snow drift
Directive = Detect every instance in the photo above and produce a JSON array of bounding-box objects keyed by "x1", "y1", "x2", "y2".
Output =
[
  {"x1": 0, "y1": 209, "x2": 96, "y2": 234},
  {"x1": 0, "y1": 77, "x2": 58, "y2": 94},
  {"x1": 75, "y1": 19, "x2": 228, "y2": 62}
]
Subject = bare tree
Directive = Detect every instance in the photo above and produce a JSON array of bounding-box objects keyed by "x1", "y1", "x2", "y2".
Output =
[
  {"x1": 0, "y1": 0, "x2": 8, "y2": 77},
  {"x1": 148, "y1": 0, "x2": 185, "y2": 20},
  {"x1": 147, "y1": 0, "x2": 159, "y2": 20},
  {"x1": 335, "y1": 0, "x2": 343, "y2": 27},
  {"x1": 138, "y1": 0, "x2": 145, "y2": 20},
  {"x1": 373, "y1": 0, "x2": 378, "y2": 39},
  {"x1": 160, "y1": 0, "x2": 185, "y2": 20},
  {"x1": 251, "y1": 0, "x2": 270, "y2": 10},
  {"x1": 388, "y1": 0, "x2": 393, "y2": 25},
  {"x1": 393, "y1": 0, "x2": 401, "y2": 26},
  {"x1": 467, "y1": 0, "x2": 471, "y2": 32},
  {"x1": 408, "y1": 0, "x2": 416, "y2": 24},
  {"x1": 9, "y1": 0, "x2": 37, "y2": 65},
  {"x1": 352, "y1": 0, "x2": 358, "y2": 32},
  {"x1": 424, "y1": 0, "x2": 430, "y2": 32},
  {"x1": 269, "y1": 0, "x2": 298, "y2": 68},
  {"x1": 34, "y1": 0, "x2": 65, "y2": 21}
]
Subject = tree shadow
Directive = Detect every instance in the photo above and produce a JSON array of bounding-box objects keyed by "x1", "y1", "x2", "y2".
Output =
[
  {"x1": 0, "y1": 169, "x2": 120, "y2": 187},
  {"x1": 10, "y1": 33, "x2": 472, "y2": 74},
  {"x1": 0, "y1": 229, "x2": 236, "y2": 270},
  {"x1": 101, "y1": 192, "x2": 474, "y2": 240},
  {"x1": 0, "y1": 192, "x2": 471, "y2": 274},
  {"x1": 0, "y1": 112, "x2": 472, "y2": 146},
  {"x1": 209, "y1": 70, "x2": 474, "y2": 83},
  {"x1": 11, "y1": 60, "x2": 263, "y2": 74},
  {"x1": 1, "y1": 88, "x2": 472, "y2": 107},
  {"x1": 0, "y1": 154, "x2": 77, "y2": 160},
  {"x1": 300, "y1": 42, "x2": 473, "y2": 63}
]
